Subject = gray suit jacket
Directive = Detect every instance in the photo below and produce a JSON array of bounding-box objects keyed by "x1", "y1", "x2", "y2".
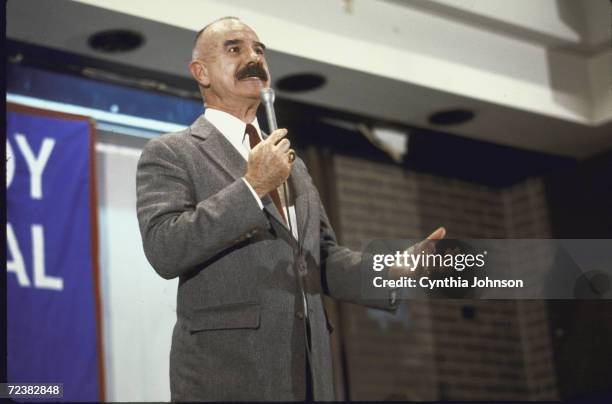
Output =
[{"x1": 136, "y1": 115, "x2": 396, "y2": 401}]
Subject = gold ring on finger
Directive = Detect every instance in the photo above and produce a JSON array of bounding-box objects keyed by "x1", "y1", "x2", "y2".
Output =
[{"x1": 288, "y1": 149, "x2": 296, "y2": 163}]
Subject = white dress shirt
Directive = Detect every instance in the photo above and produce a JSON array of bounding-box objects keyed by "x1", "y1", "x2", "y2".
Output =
[{"x1": 204, "y1": 108, "x2": 299, "y2": 240}]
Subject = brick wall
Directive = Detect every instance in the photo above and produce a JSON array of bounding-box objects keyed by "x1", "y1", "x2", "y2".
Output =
[{"x1": 332, "y1": 155, "x2": 558, "y2": 400}]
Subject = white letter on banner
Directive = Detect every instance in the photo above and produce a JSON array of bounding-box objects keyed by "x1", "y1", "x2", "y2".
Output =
[
  {"x1": 6, "y1": 223, "x2": 31, "y2": 287},
  {"x1": 32, "y1": 224, "x2": 63, "y2": 291},
  {"x1": 6, "y1": 140, "x2": 15, "y2": 188},
  {"x1": 14, "y1": 134, "x2": 55, "y2": 200}
]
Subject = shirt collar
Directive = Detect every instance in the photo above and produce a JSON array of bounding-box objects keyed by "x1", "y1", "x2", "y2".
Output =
[{"x1": 204, "y1": 108, "x2": 261, "y2": 148}]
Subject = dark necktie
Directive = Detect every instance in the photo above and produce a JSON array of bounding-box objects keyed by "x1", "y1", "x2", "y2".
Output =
[{"x1": 245, "y1": 124, "x2": 287, "y2": 224}]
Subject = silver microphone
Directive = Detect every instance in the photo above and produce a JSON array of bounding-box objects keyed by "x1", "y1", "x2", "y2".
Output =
[
  {"x1": 259, "y1": 87, "x2": 295, "y2": 238},
  {"x1": 260, "y1": 88, "x2": 278, "y2": 131}
]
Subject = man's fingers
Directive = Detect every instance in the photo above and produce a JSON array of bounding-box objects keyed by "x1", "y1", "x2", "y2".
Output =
[
  {"x1": 413, "y1": 227, "x2": 446, "y2": 255},
  {"x1": 266, "y1": 128, "x2": 288, "y2": 145},
  {"x1": 426, "y1": 227, "x2": 446, "y2": 241},
  {"x1": 275, "y1": 138, "x2": 290, "y2": 152}
]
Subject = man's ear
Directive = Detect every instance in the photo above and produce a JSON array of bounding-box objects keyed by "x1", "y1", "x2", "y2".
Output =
[{"x1": 189, "y1": 60, "x2": 210, "y2": 88}]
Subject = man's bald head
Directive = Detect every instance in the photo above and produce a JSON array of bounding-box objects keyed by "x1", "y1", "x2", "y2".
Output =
[{"x1": 192, "y1": 16, "x2": 250, "y2": 60}]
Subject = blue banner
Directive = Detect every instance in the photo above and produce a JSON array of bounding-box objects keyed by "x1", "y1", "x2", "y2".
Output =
[{"x1": 6, "y1": 106, "x2": 103, "y2": 402}]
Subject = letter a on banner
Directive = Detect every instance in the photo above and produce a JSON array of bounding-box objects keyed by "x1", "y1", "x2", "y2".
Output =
[{"x1": 6, "y1": 104, "x2": 104, "y2": 402}]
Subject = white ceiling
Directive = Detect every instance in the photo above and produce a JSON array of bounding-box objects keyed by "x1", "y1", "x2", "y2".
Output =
[{"x1": 7, "y1": 0, "x2": 612, "y2": 158}]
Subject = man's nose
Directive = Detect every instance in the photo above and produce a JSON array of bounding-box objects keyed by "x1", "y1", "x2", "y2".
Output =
[{"x1": 246, "y1": 49, "x2": 263, "y2": 64}]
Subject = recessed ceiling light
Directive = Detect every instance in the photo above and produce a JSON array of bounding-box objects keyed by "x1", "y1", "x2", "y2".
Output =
[
  {"x1": 428, "y1": 109, "x2": 475, "y2": 126},
  {"x1": 276, "y1": 73, "x2": 326, "y2": 92},
  {"x1": 88, "y1": 29, "x2": 144, "y2": 53}
]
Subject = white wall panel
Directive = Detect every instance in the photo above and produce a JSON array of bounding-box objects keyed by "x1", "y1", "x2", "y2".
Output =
[{"x1": 95, "y1": 132, "x2": 176, "y2": 402}]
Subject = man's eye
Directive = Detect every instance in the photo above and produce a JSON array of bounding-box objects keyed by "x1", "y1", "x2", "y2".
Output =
[
  {"x1": 229, "y1": 46, "x2": 239, "y2": 53},
  {"x1": 255, "y1": 48, "x2": 264, "y2": 55}
]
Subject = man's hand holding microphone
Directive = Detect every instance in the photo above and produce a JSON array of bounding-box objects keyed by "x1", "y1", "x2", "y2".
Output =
[{"x1": 243, "y1": 128, "x2": 295, "y2": 198}]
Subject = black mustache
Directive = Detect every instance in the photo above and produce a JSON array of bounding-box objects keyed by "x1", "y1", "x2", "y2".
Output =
[{"x1": 236, "y1": 64, "x2": 268, "y2": 81}]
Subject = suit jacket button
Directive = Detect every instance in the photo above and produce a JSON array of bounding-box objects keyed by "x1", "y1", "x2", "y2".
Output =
[{"x1": 295, "y1": 311, "x2": 304, "y2": 320}]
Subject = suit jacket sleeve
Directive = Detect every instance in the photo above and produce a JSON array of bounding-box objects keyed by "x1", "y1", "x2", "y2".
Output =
[
  {"x1": 136, "y1": 136, "x2": 269, "y2": 279},
  {"x1": 318, "y1": 196, "x2": 399, "y2": 311}
]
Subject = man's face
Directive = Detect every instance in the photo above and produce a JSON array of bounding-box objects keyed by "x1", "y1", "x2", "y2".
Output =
[{"x1": 193, "y1": 20, "x2": 270, "y2": 105}]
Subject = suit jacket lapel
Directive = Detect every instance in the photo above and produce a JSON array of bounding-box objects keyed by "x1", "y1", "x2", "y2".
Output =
[
  {"x1": 190, "y1": 115, "x2": 287, "y2": 227},
  {"x1": 190, "y1": 115, "x2": 245, "y2": 181},
  {"x1": 289, "y1": 166, "x2": 310, "y2": 247},
  {"x1": 262, "y1": 192, "x2": 287, "y2": 227}
]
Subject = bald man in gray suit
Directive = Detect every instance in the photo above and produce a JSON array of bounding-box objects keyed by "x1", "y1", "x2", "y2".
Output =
[{"x1": 136, "y1": 16, "x2": 445, "y2": 401}]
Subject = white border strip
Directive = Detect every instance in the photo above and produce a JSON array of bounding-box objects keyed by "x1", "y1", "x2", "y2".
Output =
[
  {"x1": 7, "y1": 93, "x2": 189, "y2": 133},
  {"x1": 96, "y1": 122, "x2": 161, "y2": 139},
  {"x1": 95, "y1": 143, "x2": 143, "y2": 158}
]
